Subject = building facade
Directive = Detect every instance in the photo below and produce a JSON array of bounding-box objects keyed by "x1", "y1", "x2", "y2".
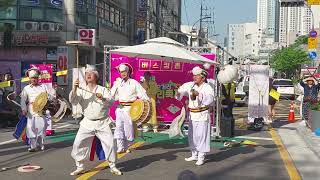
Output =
[
  {"x1": 227, "y1": 23, "x2": 261, "y2": 60},
  {"x1": 277, "y1": 0, "x2": 320, "y2": 46}
]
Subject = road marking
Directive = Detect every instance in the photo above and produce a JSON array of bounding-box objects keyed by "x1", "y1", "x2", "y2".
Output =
[
  {"x1": 0, "y1": 139, "x2": 17, "y2": 145},
  {"x1": 53, "y1": 124, "x2": 72, "y2": 129},
  {"x1": 236, "y1": 136, "x2": 273, "y2": 141},
  {"x1": 76, "y1": 141, "x2": 144, "y2": 180},
  {"x1": 269, "y1": 129, "x2": 301, "y2": 180}
]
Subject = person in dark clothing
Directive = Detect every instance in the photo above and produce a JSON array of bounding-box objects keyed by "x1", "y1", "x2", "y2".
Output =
[
  {"x1": 221, "y1": 82, "x2": 235, "y2": 137},
  {"x1": 268, "y1": 78, "x2": 277, "y2": 124},
  {"x1": 300, "y1": 76, "x2": 320, "y2": 127}
]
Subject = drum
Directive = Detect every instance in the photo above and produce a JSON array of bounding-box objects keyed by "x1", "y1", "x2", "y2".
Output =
[
  {"x1": 130, "y1": 99, "x2": 152, "y2": 124},
  {"x1": 32, "y1": 92, "x2": 48, "y2": 114},
  {"x1": 44, "y1": 98, "x2": 69, "y2": 122}
]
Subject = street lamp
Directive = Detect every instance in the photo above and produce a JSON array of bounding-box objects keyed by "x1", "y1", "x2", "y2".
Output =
[{"x1": 190, "y1": 16, "x2": 211, "y2": 47}]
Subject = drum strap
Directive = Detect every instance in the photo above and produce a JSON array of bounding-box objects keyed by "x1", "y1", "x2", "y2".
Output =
[{"x1": 189, "y1": 107, "x2": 209, "y2": 113}]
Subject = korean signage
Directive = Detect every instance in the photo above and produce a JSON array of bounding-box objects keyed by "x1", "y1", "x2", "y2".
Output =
[
  {"x1": 0, "y1": 32, "x2": 60, "y2": 46},
  {"x1": 109, "y1": 53, "x2": 216, "y2": 123},
  {"x1": 57, "y1": 46, "x2": 68, "y2": 85},
  {"x1": 78, "y1": 29, "x2": 96, "y2": 46},
  {"x1": 138, "y1": 59, "x2": 184, "y2": 72},
  {"x1": 307, "y1": 0, "x2": 320, "y2": 5},
  {"x1": 136, "y1": 0, "x2": 147, "y2": 43},
  {"x1": 308, "y1": 37, "x2": 318, "y2": 50}
]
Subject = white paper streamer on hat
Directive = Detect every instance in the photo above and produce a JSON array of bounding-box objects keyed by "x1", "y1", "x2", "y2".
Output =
[{"x1": 217, "y1": 65, "x2": 238, "y2": 83}]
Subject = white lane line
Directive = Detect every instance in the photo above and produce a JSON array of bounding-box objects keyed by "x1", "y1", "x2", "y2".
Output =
[
  {"x1": 0, "y1": 139, "x2": 17, "y2": 145},
  {"x1": 53, "y1": 124, "x2": 72, "y2": 129},
  {"x1": 236, "y1": 136, "x2": 273, "y2": 141}
]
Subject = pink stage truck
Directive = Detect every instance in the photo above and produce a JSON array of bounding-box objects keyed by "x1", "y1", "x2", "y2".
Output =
[{"x1": 108, "y1": 53, "x2": 216, "y2": 125}]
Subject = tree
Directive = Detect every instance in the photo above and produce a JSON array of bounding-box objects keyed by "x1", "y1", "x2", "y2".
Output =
[{"x1": 270, "y1": 46, "x2": 310, "y2": 79}]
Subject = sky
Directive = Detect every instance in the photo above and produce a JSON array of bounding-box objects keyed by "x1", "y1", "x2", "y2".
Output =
[{"x1": 181, "y1": 0, "x2": 257, "y2": 45}]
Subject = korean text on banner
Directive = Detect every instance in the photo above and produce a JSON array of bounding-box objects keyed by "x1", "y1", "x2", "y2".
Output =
[{"x1": 57, "y1": 46, "x2": 68, "y2": 85}]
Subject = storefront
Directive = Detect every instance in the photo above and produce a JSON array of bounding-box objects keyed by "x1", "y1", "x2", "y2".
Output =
[{"x1": 0, "y1": 31, "x2": 61, "y2": 92}]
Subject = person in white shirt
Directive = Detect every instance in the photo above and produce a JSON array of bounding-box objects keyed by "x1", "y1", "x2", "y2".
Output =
[
  {"x1": 21, "y1": 67, "x2": 51, "y2": 152},
  {"x1": 176, "y1": 66, "x2": 215, "y2": 166},
  {"x1": 69, "y1": 65, "x2": 122, "y2": 176},
  {"x1": 110, "y1": 63, "x2": 149, "y2": 153}
]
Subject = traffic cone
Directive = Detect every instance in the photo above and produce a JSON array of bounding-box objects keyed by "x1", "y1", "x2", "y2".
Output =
[{"x1": 288, "y1": 102, "x2": 295, "y2": 123}]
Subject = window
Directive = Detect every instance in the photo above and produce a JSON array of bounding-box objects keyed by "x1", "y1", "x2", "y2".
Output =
[
  {"x1": 115, "y1": 9, "x2": 119, "y2": 26},
  {"x1": 46, "y1": 9, "x2": 63, "y2": 22},
  {"x1": 110, "y1": 7, "x2": 114, "y2": 24},
  {"x1": 104, "y1": 3, "x2": 110, "y2": 21},
  {"x1": 19, "y1": 7, "x2": 43, "y2": 20},
  {"x1": 0, "y1": 7, "x2": 16, "y2": 19}
]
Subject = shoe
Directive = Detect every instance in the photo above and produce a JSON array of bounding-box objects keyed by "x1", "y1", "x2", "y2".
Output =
[
  {"x1": 70, "y1": 167, "x2": 85, "y2": 176},
  {"x1": 110, "y1": 167, "x2": 122, "y2": 176},
  {"x1": 195, "y1": 159, "x2": 204, "y2": 166},
  {"x1": 40, "y1": 146, "x2": 45, "y2": 151},
  {"x1": 185, "y1": 156, "x2": 198, "y2": 162},
  {"x1": 28, "y1": 148, "x2": 37, "y2": 152},
  {"x1": 153, "y1": 129, "x2": 158, "y2": 133}
]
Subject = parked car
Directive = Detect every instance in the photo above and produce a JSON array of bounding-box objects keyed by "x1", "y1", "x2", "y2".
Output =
[{"x1": 273, "y1": 79, "x2": 295, "y2": 100}]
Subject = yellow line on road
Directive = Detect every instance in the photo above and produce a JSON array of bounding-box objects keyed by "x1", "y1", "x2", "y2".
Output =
[
  {"x1": 76, "y1": 141, "x2": 144, "y2": 180},
  {"x1": 269, "y1": 129, "x2": 301, "y2": 180}
]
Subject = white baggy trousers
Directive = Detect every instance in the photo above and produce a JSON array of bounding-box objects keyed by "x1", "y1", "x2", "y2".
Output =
[{"x1": 71, "y1": 118, "x2": 117, "y2": 168}]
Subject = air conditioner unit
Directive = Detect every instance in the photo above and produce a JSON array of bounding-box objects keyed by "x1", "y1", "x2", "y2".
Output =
[
  {"x1": 55, "y1": 24, "x2": 63, "y2": 31},
  {"x1": 24, "y1": 22, "x2": 39, "y2": 31},
  {"x1": 41, "y1": 22, "x2": 55, "y2": 31}
]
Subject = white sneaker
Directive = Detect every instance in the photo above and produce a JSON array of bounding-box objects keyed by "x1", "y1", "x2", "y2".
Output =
[
  {"x1": 28, "y1": 148, "x2": 37, "y2": 152},
  {"x1": 70, "y1": 167, "x2": 85, "y2": 176},
  {"x1": 195, "y1": 159, "x2": 204, "y2": 166},
  {"x1": 185, "y1": 156, "x2": 198, "y2": 162},
  {"x1": 40, "y1": 146, "x2": 45, "y2": 151},
  {"x1": 110, "y1": 167, "x2": 122, "y2": 176}
]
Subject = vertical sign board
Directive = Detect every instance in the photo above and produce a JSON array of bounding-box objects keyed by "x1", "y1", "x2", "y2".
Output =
[
  {"x1": 57, "y1": 46, "x2": 68, "y2": 85},
  {"x1": 248, "y1": 65, "x2": 269, "y2": 123},
  {"x1": 78, "y1": 29, "x2": 96, "y2": 46},
  {"x1": 308, "y1": 37, "x2": 318, "y2": 50},
  {"x1": 307, "y1": 0, "x2": 320, "y2": 5}
]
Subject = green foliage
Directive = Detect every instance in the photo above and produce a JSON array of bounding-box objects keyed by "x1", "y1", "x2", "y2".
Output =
[
  {"x1": 270, "y1": 35, "x2": 310, "y2": 79},
  {"x1": 311, "y1": 102, "x2": 320, "y2": 111},
  {"x1": 293, "y1": 35, "x2": 308, "y2": 47}
]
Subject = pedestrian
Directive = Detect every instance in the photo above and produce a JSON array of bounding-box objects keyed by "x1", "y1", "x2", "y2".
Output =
[
  {"x1": 221, "y1": 82, "x2": 236, "y2": 137},
  {"x1": 110, "y1": 63, "x2": 149, "y2": 153},
  {"x1": 20, "y1": 67, "x2": 53, "y2": 152},
  {"x1": 69, "y1": 65, "x2": 122, "y2": 176},
  {"x1": 141, "y1": 71, "x2": 159, "y2": 133},
  {"x1": 300, "y1": 76, "x2": 320, "y2": 127},
  {"x1": 268, "y1": 78, "x2": 278, "y2": 125},
  {"x1": 176, "y1": 66, "x2": 214, "y2": 166}
]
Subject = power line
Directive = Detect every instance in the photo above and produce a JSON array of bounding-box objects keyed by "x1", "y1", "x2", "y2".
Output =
[{"x1": 183, "y1": 0, "x2": 190, "y2": 26}]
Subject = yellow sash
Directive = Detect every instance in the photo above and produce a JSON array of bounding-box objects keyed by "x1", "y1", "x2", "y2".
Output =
[{"x1": 269, "y1": 89, "x2": 280, "y2": 101}]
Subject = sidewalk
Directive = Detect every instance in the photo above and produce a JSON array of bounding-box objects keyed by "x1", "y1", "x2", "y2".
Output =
[{"x1": 276, "y1": 121, "x2": 320, "y2": 180}]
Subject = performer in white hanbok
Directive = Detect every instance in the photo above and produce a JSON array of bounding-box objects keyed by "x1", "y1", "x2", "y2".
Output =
[
  {"x1": 21, "y1": 67, "x2": 52, "y2": 152},
  {"x1": 111, "y1": 63, "x2": 149, "y2": 153},
  {"x1": 176, "y1": 66, "x2": 215, "y2": 166},
  {"x1": 69, "y1": 65, "x2": 122, "y2": 176}
]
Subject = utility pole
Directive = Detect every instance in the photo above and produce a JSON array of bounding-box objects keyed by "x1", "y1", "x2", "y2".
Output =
[
  {"x1": 155, "y1": 0, "x2": 160, "y2": 37},
  {"x1": 199, "y1": 1, "x2": 203, "y2": 46}
]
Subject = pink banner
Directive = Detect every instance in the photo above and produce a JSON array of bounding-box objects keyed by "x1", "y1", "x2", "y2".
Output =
[
  {"x1": 109, "y1": 54, "x2": 216, "y2": 123},
  {"x1": 30, "y1": 64, "x2": 53, "y2": 84}
]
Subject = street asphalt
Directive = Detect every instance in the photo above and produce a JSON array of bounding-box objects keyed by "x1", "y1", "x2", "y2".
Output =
[{"x1": 0, "y1": 100, "x2": 308, "y2": 180}]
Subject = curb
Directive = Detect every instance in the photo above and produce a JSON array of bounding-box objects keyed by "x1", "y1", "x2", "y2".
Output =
[{"x1": 295, "y1": 125, "x2": 320, "y2": 160}]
